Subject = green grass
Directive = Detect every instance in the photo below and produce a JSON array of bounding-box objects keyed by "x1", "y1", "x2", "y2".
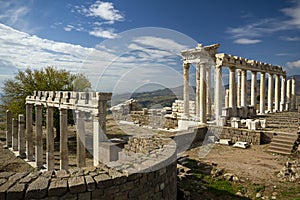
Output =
[
  {"x1": 208, "y1": 179, "x2": 236, "y2": 196},
  {"x1": 253, "y1": 184, "x2": 265, "y2": 193}
]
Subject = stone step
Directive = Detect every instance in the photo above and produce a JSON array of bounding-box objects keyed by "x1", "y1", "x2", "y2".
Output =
[
  {"x1": 269, "y1": 141, "x2": 294, "y2": 149},
  {"x1": 267, "y1": 146, "x2": 293, "y2": 155}
]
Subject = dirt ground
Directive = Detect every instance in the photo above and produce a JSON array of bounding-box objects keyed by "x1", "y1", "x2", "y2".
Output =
[{"x1": 0, "y1": 115, "x2": 299, "y2": 199}]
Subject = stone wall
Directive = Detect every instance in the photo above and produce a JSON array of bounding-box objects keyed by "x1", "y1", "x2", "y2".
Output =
[
  {"x1": 0, "y1": 136, "x2": 177, "y2": 200},
  {"x1": 209, "y1": 125, "x2": 261, "y2": 145}
]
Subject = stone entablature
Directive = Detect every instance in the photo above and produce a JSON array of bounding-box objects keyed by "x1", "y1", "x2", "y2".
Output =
[
  {"x1": 26, "y1": 91, "x2": 112, "y2": 115},
  {"x1": 216, "y1": 53, "x2": 285, "y2": 75}
]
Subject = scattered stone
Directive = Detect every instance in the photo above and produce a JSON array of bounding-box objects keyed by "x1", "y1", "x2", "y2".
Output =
[
  {"x1": 256, "y1": 192, "x2": 262, "y2": 198},
  {"x1": 211, "y1": 168, "x2": 224, "y2": 178}
]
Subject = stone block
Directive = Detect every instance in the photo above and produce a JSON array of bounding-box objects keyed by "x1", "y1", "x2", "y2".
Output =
[
  {"x1": 85, "y1": 176, "x2": 95, "y2": 191},
  {"x1": 25, "y1": 176, "x2": 49, "y2": 199},
  {"x1": 78, "y1": 191, "x2": 91, "y2": 200},
  {"x1": 48, "y1": 179, "x2": 68, "y2": 197},
  {"x1": 92, "y1": 189, "x2": 104, "y2": 199},
  {"x1": 94, "y1": 174, "x2": 112, "y2": 188},
  {"x1": 7, "y1": 183, "x2": 25, "y2": 200},
  {"x1": 68, "y1": 176, "x2": 86, "y2": 193},
  {"x1": 19, "y1": 171, "x2": 41, "y2": 184},
  {"x1": 55, "y1": 170, "x2": 70, "y2": 179}
]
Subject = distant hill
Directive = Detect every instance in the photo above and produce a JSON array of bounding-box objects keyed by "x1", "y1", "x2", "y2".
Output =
[{"x1": 112, "y1": 75, "x2": 300, "y2": 109}]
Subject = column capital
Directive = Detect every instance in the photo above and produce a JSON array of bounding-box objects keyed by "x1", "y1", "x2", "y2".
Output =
[
  {"x1": 229, "y1": 66, "x2": 235, "y2": 71},
  {"x1": 183, "y1": 63, "x2": 190, "y2": 69}
]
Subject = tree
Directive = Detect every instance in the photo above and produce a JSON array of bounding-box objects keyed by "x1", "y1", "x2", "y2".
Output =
[{"x1": 1, "y1": 66, "x2": 91, "y2": 139}]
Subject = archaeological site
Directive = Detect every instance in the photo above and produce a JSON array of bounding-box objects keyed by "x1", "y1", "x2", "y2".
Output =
[{"x1": 1, "y1": 44, "x2": 300, "y2": 199}]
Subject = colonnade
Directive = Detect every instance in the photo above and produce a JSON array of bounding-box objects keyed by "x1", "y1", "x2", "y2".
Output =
[
  {"x1": 181, "y1": 44, "x2": 297, "y2": 126},
  {"x1": 6, "y1": 91, "x2": 112, "y2": 171}
]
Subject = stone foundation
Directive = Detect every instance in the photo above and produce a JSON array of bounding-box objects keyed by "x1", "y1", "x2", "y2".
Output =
[{"x1": 0, "y1": 136, "x2": 177, "y2": 200}]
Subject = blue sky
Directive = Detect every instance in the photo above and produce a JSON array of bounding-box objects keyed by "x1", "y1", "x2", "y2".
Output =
[{"x1": 0, "y1": 0, "x2": 300, "y2": 93}]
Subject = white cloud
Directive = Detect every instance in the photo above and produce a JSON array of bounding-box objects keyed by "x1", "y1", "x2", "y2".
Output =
[
  {"x1": 87, "y1": 1, "x2": 124, "y2": 23},
  {"x1": 287, "y1": 60, "x2": 300, "y2": 68},
  {"x1": 227, "y1": 1, "x2": 300, "y2": 44},
  {"x1": 233, "y1": 38, "x2": 261, "y2": 45},
  {"x1": 280, "y1": 36, "x2": 300, "y2": 41},
  {"x1": 281, "y1": 1, "x2": 300, "y2": 29},
  {"x1": 89, "y1": 27, "x2": 118, "y2": 39}
]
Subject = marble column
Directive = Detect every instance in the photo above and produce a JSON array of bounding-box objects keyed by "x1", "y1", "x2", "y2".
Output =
[
  {"x1": 183, "y1": 63, "x2": 190, "y2": 118},
  {"x1": 199, "y1": 63, "x2": 207, "y2": 123},
  {"x1": 280, "y1": 76, "x2": 286, "y2": 111},
  {"x1": 60, "y1": 108, "x2": 68, "y2": 170},
  {"x1": 12, "y1": 118, "x2": 18, "y2": 151},
  {"x1": 225, "y1": 89, "x2": 229, "y2": 108},
  {"x1": 237, "y1": 69, "x2": 241, "y2": 107},
  {"x1": 274, "y1": 74, "x2": 280, "y2": 112},
  {"x1": 251, "y1": 71, "x2": 257, "y2": 110},
  {"x1": 286, "y1": 79, "x2": 291, "y2": 110},
  {"x1": 214, "y1": 64, "x2": 222, "y2": 120},
  {"x1": 260, "y1": 72, "x2": 266, "y2": 114},
  {"x1": 267, "y1": 73, "x2": 274, "y2": 113},
  {"x1": 18, "y1": 114, "x2": 26, "y2": 158},
  {"x1": 35, "y1": 105, "x2": 43, "y2": 169},
  {"x1": 46, "y1": 107, "x2": 54, "y2": 170},
  {"x1": 241, "y1": 70, "x2": 247, "y2": 107},
  {"x1": 76, "y1": 110, "x2": 86, "y2": 168},
  {"x1": 229, "y1": 66, "x2": 236, "y2": 116},
  {"x1": 291, "y1": 77, "x2": 296, "y2": 110},
  {"x1": 6, "y1": 110, "x2": 12, "y2": 148},
  {"x1": 195, "y1": 64, "x2": 200, "y2": 118},
  {"x1": 26, "y1": 104, "x2": 34, "y2": 161},
  {"x1": 93, "y1": 101, "x2": 108, "y2": 166},
  {"x1": 206, "y1": 66, "x2": 212, "y2": 119}
]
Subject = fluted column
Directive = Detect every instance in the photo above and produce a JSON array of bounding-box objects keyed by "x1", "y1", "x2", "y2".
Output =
[
  {"x1": 241, "y1": 70, "x2": 247, "y2": 107},
  {"x1": 76, "y1": 110, "x2": 86, "y2": 168},
  {"x1": 214, "y1": 64, "x2": 222, "y2": 119},
  {"x1": 274, "y1": 74, "x2": 280, "y2": 111},
  {"x1": 206, "y1": 66, "x2": 212, "y2": 119},
  {"x1": 251, "y1": 71, "x2": 257, "y2": 110},
  {"x1": 237, "y1": 69, "x2": 241, "y2": 107},
  {"x1": 60, "y1": 108, "x2": 68, "y2": 170},
  {"x1": 35, "y1": 105, "x2": 43, "y2": 169},
  {"x1": 195, "y1": 64, "x2": 200, "y2": 118},
  {"x1": 280, "y1": 76, "x2": 286, "y2": 111},
  {"x1": 6, "y1": 110, "x2": 12, "y2": 148},
  {"x1": 291, "y1": 77, "x2": 296, "y2": 110},
  {"x1": 260, "y1": 72, "x2": 266, "y2": 114},
  {"x1": 199, "y1": 63, "x2": 207, "y2": 123},
  {"x1": 229, "y1": 66, "x2": 236, "y2": 115},
  {"x1": 46, "y1": 106, "x2": 54, "y2": 170},
  {"x1": 267, "y1": 73, "x2": 274, "y2": 113},
  {"x1": 183, "y1": 63, "x2": 190, "y2": 118},
  {"x1": 26, "y1": 104, "x2": 33, "y2": 161},
  {"x1": 286, "y1": 79, "x2": 291, "y2": 110}
]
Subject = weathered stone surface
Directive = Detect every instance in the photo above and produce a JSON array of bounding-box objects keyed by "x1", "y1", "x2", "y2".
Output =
[
  {"x1": 55, "y1": 170, "x2": 69, "y2": 179},
  {"x1": 68, "y1": 176, "x2": 86, "y2": 193},
  {"x1": 92, "y1": 189, "x2": 104, "y2": 199},
  {"x1": 0, "y1": 172, "x2": 28, "y2": 199},
  {"x1": 94, "y1": 174, "x2": 112, "y2": 188},
  {"x1": 48, "y1": 179, "x2": 68, "y2": 197},
  {"x1": 25, "y1": 176, "x2": 49, "y2": 199},
  {"x1": 78, "y1": 191, "x2": 91, "y2": 200},
  {"x1": 42, "y1": 170, "x2": 54, "y2": 178},
  {"x1": 85, "y1": 176, "x2": 95, "y2": 191},
  {"x1": 59, "y1": 192, "x2": 77, "y2": 200},
  {"x1": 0, "y1": 179, "x2": 6, "y2": 186},
  {"x1": 0, "y1": 172, "x2": 15, "y2": 179},
  {"x1": 19, "y1": 171, "x2": 41, "y2": 184},
  {"x1": 7, "y1": 183, "x2": 26, "y2": 200}
]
